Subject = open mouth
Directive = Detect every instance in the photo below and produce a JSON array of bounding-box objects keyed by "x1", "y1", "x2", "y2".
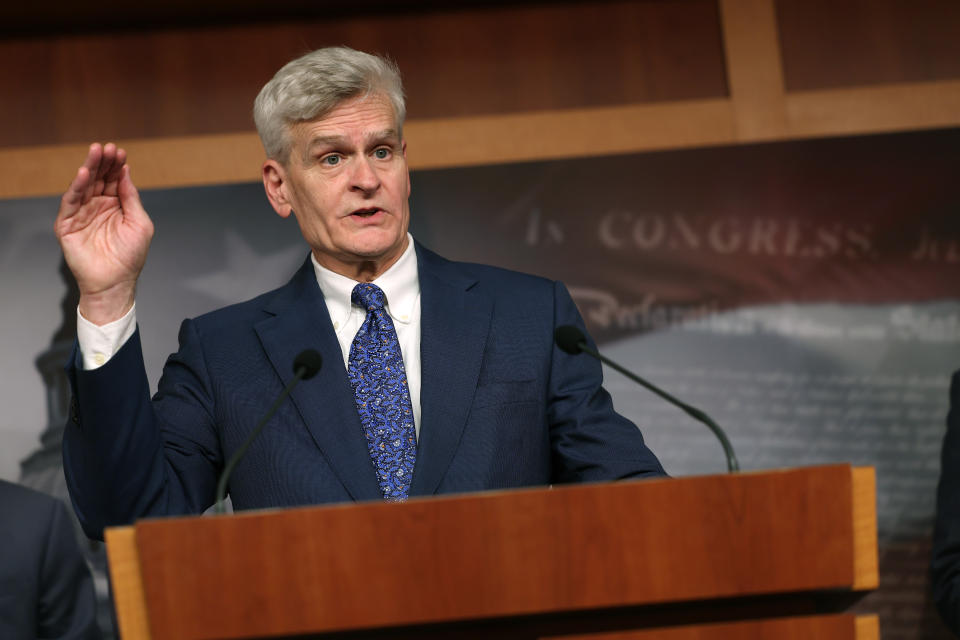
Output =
[{"x1": 351, "y1": 207, "x2": 381, "y2": 218}]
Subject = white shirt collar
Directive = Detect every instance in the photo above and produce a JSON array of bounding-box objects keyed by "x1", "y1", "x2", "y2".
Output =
[{"x1": 311, "y1": 233, "x2": 419, "y2": 334}]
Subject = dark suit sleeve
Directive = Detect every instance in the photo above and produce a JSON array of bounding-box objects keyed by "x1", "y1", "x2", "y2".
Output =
[
  {"x1": 63, "y1": 323, "x2": 221, "y2": 540},
  {"x1": 546, "y1": 281, "x2": 666, "y2": 482},
  {"x1": 37, "y1": 499, "x2": 101, "y2": 640},
  {"x1": 933, "y1": 370, "x2": 960, "y2": 635}
]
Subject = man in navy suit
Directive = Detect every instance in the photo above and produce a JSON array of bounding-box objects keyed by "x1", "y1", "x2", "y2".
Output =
[
  {"x1": 0, "y1": 480, "x2": 100, "y2": 639},
  {"x1": 55, "y1": 47, "x2": 665, "y2": 541}
]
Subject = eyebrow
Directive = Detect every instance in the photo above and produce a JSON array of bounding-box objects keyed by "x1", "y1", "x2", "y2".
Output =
[{"x1": 304, "y1": 129, "x2": 400, "y2": 156}]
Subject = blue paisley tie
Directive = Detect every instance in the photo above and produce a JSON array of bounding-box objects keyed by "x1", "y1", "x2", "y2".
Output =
[{"x1": 348, "y1": 283, "x2": 417, "y2": 500}]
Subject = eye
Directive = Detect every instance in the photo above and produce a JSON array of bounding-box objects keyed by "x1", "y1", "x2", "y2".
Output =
[
  {"x1": 374, "y1": 148, "x2": 391, "y2": 160},
  {"x1": 322, "y1": 155, "x2": 341, "y2": 166}
]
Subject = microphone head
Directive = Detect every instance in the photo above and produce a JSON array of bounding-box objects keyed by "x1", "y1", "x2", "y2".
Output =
[
  {"x1": 554, "y1": 325, "x2": 586, "y2": 355},
  {"x1": 293, "y1": 349, "x2": 323, "y2": 380}
]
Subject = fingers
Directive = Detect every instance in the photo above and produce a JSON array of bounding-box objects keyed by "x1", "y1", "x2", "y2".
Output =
[
  {"x1": 80, "y1": 143, "x2": 105, "y2": 203},
  {"x1": 61, "y1": 143, "x2": 101, "y2": 208},
  {"x1": 117, "y1": 165, "x2": 145, "y2": 217},
  {"x1": 79, "y1": 142, "x2": 127, "y2": 200},
  {"x1": 59, "y1": 165, "x2": 89, "y2": 214},
  {"x1": 102, "y1": 145, "x2": 127, "y2": 197},
  {"x1": 84, "y1": 142, "x2": 104, "y2": 173},
  {"x1": 57, "y1": 142, "x2": 131, "y2": 230}
]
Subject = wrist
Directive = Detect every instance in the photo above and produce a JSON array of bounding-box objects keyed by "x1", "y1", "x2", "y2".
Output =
[{"x1": 78, "y1": 285, "x2": 136, "y2": 326}]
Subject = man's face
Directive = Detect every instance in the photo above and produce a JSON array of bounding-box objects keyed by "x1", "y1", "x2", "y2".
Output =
[{"x1": 265, "y1": 93, "x2": 411, "y2": 280}]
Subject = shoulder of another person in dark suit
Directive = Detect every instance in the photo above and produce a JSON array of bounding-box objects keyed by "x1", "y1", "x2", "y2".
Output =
[
  {"x1": 0, "y1": 479, "x2": 60, "y2": 539},
  {"x1": 931, "y1": 370, "x2": 960, "y2": 635},
  {"x1": 0, "y1": 480, "x2": 101, "y2": 640}
]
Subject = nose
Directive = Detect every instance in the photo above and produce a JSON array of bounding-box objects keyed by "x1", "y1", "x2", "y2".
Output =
[{"x1": 350, "y1": 156, "x2": 381, "y2": 194}]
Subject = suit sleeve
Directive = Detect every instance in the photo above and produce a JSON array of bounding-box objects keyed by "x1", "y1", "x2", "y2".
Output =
[
  {"x1": 933, "y1": 370, "x2": 960, "y2": 635},
  {"x1": 546, "y1": 281, "x2": 666, "y2": 483},
  {"x1": 63, "y1": 321, "x2": 222, "y2": 540},
  {"x1": 37, "y1": 498, "x2": 101, "y2": 640}
]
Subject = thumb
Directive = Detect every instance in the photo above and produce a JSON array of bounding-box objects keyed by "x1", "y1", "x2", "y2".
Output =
[{"x1": 118, "y1": 165, "x2": 147, "y2": 219}]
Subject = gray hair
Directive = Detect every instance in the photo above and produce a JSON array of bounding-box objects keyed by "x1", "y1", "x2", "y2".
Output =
[{"x1": 253, "y1": 46, "x2": 406, "y2": 163}]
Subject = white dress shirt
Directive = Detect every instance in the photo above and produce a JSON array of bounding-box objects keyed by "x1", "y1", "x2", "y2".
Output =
[
  {"x1": 77, "y1": 234, "x2": 423, "y2": 438},
  {"x1": 310, "y1": 236, "x2": 422, "y2": 437}
]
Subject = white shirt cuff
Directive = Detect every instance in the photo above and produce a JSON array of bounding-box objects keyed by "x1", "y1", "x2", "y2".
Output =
[{"x1": 77, "y1": 304, "x2": 137, "y2": 370}]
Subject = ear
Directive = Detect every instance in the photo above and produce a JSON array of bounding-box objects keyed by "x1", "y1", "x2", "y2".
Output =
[
  {"x1": 402, "y1": 140, "x2": 411, "y2": 198},
  {"x1": 262, "y1": 159, "x2": 293, "y2": 219}
]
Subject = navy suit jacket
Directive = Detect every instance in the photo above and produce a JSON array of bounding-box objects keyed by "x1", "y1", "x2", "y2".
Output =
[
  {"x1": 64, "y1": 243, "x2": 665, "y2": 539},
  {"x1": 933, "y1": 370, "x2": 960, "y2": 635},
  {"x1": 0, "y1": 481, "x2": 99, "y2": 640}
]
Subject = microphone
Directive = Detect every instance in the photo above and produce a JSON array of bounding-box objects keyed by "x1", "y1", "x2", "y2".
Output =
[
  {"x1": 214, "y1": 349, "x2": 323, "y2": 513},
  {"x1": 555, "y1": 325, "x2": 739, "y2": 473}
]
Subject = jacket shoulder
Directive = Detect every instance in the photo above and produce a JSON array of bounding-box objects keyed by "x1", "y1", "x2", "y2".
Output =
[{"x1": 416, "y1": 243, "x2": 556, "y2": 291}]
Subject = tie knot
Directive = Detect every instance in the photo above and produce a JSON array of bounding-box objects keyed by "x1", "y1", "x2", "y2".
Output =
[{"x1": 352, "y1": 283, "x2": 386, "y2": 311}]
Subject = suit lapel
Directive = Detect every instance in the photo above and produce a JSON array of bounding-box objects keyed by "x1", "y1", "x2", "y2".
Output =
[
  {"x1": 410, "y1": 244, "x2": 492, "y2": 496},
  {"x1": 255, "y1": 257, "x2": 382, "y2": 502}
]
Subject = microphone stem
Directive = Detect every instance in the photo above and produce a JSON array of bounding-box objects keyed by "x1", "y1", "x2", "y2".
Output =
[
  {"x1": 578, "y1": 343, "x2": 740, "y2": 473},
  {"x1": 214, "y1": 368, "x2": 309, "y2": 514}
]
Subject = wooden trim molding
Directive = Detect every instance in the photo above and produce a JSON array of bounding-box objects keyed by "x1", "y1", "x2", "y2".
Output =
[
  {"x1": 786, "y1": 79, "x2": 960, "y2": 138},
  {"x1": 718, "y1": 0, "x2": 789, "y2": 140},
  {"x1": 0, "y1": 100, "x2": 737, "y2": 199},
  {"x1": 851, "y1": 466, "x2": 879, "y2": 591},
  {"x1": 104, "y1": 526, "x2": 151, "y2": 640}
]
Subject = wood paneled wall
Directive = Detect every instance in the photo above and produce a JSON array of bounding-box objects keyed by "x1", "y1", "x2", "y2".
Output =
[
  {"x1": 0, "y1": 1, "x2": 727, "y2": 149},
  {"x1": 2, "y1": 0, "x2": 959, "y2": 198},
  {"x1": 777, "y1": 0, "x2": 960, "y2": 90}
]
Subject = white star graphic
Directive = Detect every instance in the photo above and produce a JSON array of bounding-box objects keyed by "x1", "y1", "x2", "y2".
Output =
[{"x1": 182, "y1": 230, "x2": 305, "y2": 304}]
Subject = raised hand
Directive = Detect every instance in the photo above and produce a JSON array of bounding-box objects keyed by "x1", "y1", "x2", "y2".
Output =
[{"x1": 55, "y1": 143, "x2": 154, "y2": 325}]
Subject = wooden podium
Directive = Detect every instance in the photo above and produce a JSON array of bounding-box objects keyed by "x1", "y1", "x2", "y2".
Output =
[{"x1": 105, "y1": 464, "x2": 879, "y2": 639}]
